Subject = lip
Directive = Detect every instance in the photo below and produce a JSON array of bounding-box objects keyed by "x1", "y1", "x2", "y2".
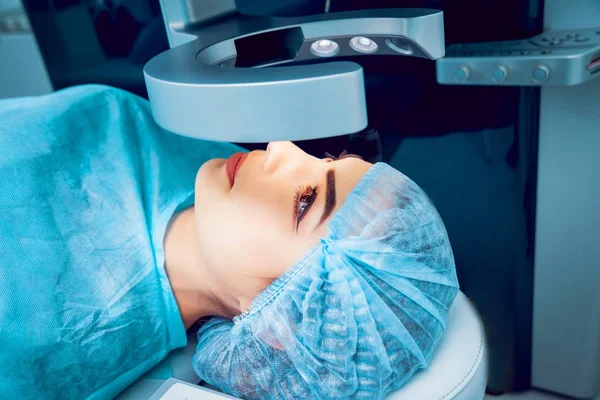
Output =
[{"x1": 226, "y1": 152, "x2": 248, "y2": 187}]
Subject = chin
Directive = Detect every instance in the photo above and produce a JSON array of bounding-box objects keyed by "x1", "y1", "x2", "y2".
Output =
[{"x1": 195, "y1": 158, "x2": 229, "y2": 195}]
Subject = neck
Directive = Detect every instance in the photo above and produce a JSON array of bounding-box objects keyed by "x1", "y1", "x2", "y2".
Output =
[{"x1": 163, "y1": 206, "x2": 220, "y2": 329}]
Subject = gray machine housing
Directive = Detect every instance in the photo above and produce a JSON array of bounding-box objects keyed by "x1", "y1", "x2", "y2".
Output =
[{"x1": 144, "y1": 1, "x2": 446, "y2": 142}]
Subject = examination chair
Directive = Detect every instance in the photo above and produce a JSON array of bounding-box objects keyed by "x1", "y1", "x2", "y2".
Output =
[{"x1": 117, "y1": 291, "x2": 488, "y2": 399}]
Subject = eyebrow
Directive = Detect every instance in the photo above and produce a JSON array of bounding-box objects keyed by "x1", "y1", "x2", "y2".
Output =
[{"x1": 316, "y1": 169, "x2": 336, "y2": 229}]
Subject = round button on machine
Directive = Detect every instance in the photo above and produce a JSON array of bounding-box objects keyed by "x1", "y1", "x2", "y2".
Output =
[
  {"x1": 310, "y1": 39, "x2": 340, "y2": 57},
  {"x1": 452, "y1": 66, "x2": 471, "y2": 83},
  {"x1": 532, "y1": 65, "x2": 550, "y2": 84},
  {"x1": 490, "y1": 65, "x2": 508, "y2": 83},
  {"x1": 349, "y1": 36, "x2": 379, "y2": 53}
]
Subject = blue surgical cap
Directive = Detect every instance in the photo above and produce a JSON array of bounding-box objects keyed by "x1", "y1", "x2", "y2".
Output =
[{"x1": 193, "y1": 162, "x2": 460, "y2": 399}]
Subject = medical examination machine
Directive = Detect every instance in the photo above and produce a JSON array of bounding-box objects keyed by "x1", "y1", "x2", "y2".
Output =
[
  {"x1": 144, "y1": 2, "x2": 600, "y2": 144},
  {"x1": 116, "y1": 1, "x2": 600, "y2": 399}
]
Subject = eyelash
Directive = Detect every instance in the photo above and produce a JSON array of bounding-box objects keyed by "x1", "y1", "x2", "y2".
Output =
[
  {"x1": 293, "y1": 185, "x2": 318, "y2": 231},
  {"x1": 324, "y1": 150, "x2": 363, "y2": 161}
]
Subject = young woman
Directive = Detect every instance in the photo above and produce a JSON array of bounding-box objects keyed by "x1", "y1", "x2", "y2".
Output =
[{"x1": 0, "y1": 85, "x2": 458, "y2": 399}]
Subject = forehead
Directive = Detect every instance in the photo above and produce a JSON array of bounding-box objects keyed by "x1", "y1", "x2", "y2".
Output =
[{"x1": 333, "y1": 157, "x2": 372, "y2": 204}]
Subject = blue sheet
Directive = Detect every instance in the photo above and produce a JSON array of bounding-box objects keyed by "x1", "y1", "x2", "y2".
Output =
[{"x1": 0, "y1": 85, "x2": 243, "y2": 399}]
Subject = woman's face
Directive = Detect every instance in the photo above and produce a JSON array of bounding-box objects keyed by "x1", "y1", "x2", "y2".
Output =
[{"x1": 194, "y1": 141, "x2": 372, "y2": 315}]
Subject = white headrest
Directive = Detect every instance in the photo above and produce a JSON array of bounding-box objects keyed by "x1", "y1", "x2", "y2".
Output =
[
  {"x1": 119, "y1": 292, "x2": 487, "y2": 400},
  {"x1": 387, "y1": 291, "x2": 488, "y2": 400}
]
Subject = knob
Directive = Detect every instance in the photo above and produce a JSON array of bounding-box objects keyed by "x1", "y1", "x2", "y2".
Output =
[
  {"x1": 490, "y1": 65, "x2": 508, "y2": 83},
  {"x1": 452, "y1": 66, "x2": 471, "y2": 82},
  {"x1": 532, "y1": 65, "x2": 551, "y2": 84}
]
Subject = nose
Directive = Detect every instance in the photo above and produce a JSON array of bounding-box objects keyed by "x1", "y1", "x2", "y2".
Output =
[{"x1": 263, "y1": 141, "x2": 306, "y2": 172}]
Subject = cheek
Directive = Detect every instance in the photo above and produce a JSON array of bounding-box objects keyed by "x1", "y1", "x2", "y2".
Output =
[
  {"x1": 194, "y1": 187, "x2": 287, "y2": 278},
  {"x1": 229, "y1": 191, "x2": 293, "y2": 276},
  {"x1": 194, "y1": 168, "x2": 316, "y2": 281},
  {"x1": 229, "y1": 181, "x2": 322, "y2": 277},
  {"x1": 233, "y1": 177, "x2": 293, "y2": 230}
]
